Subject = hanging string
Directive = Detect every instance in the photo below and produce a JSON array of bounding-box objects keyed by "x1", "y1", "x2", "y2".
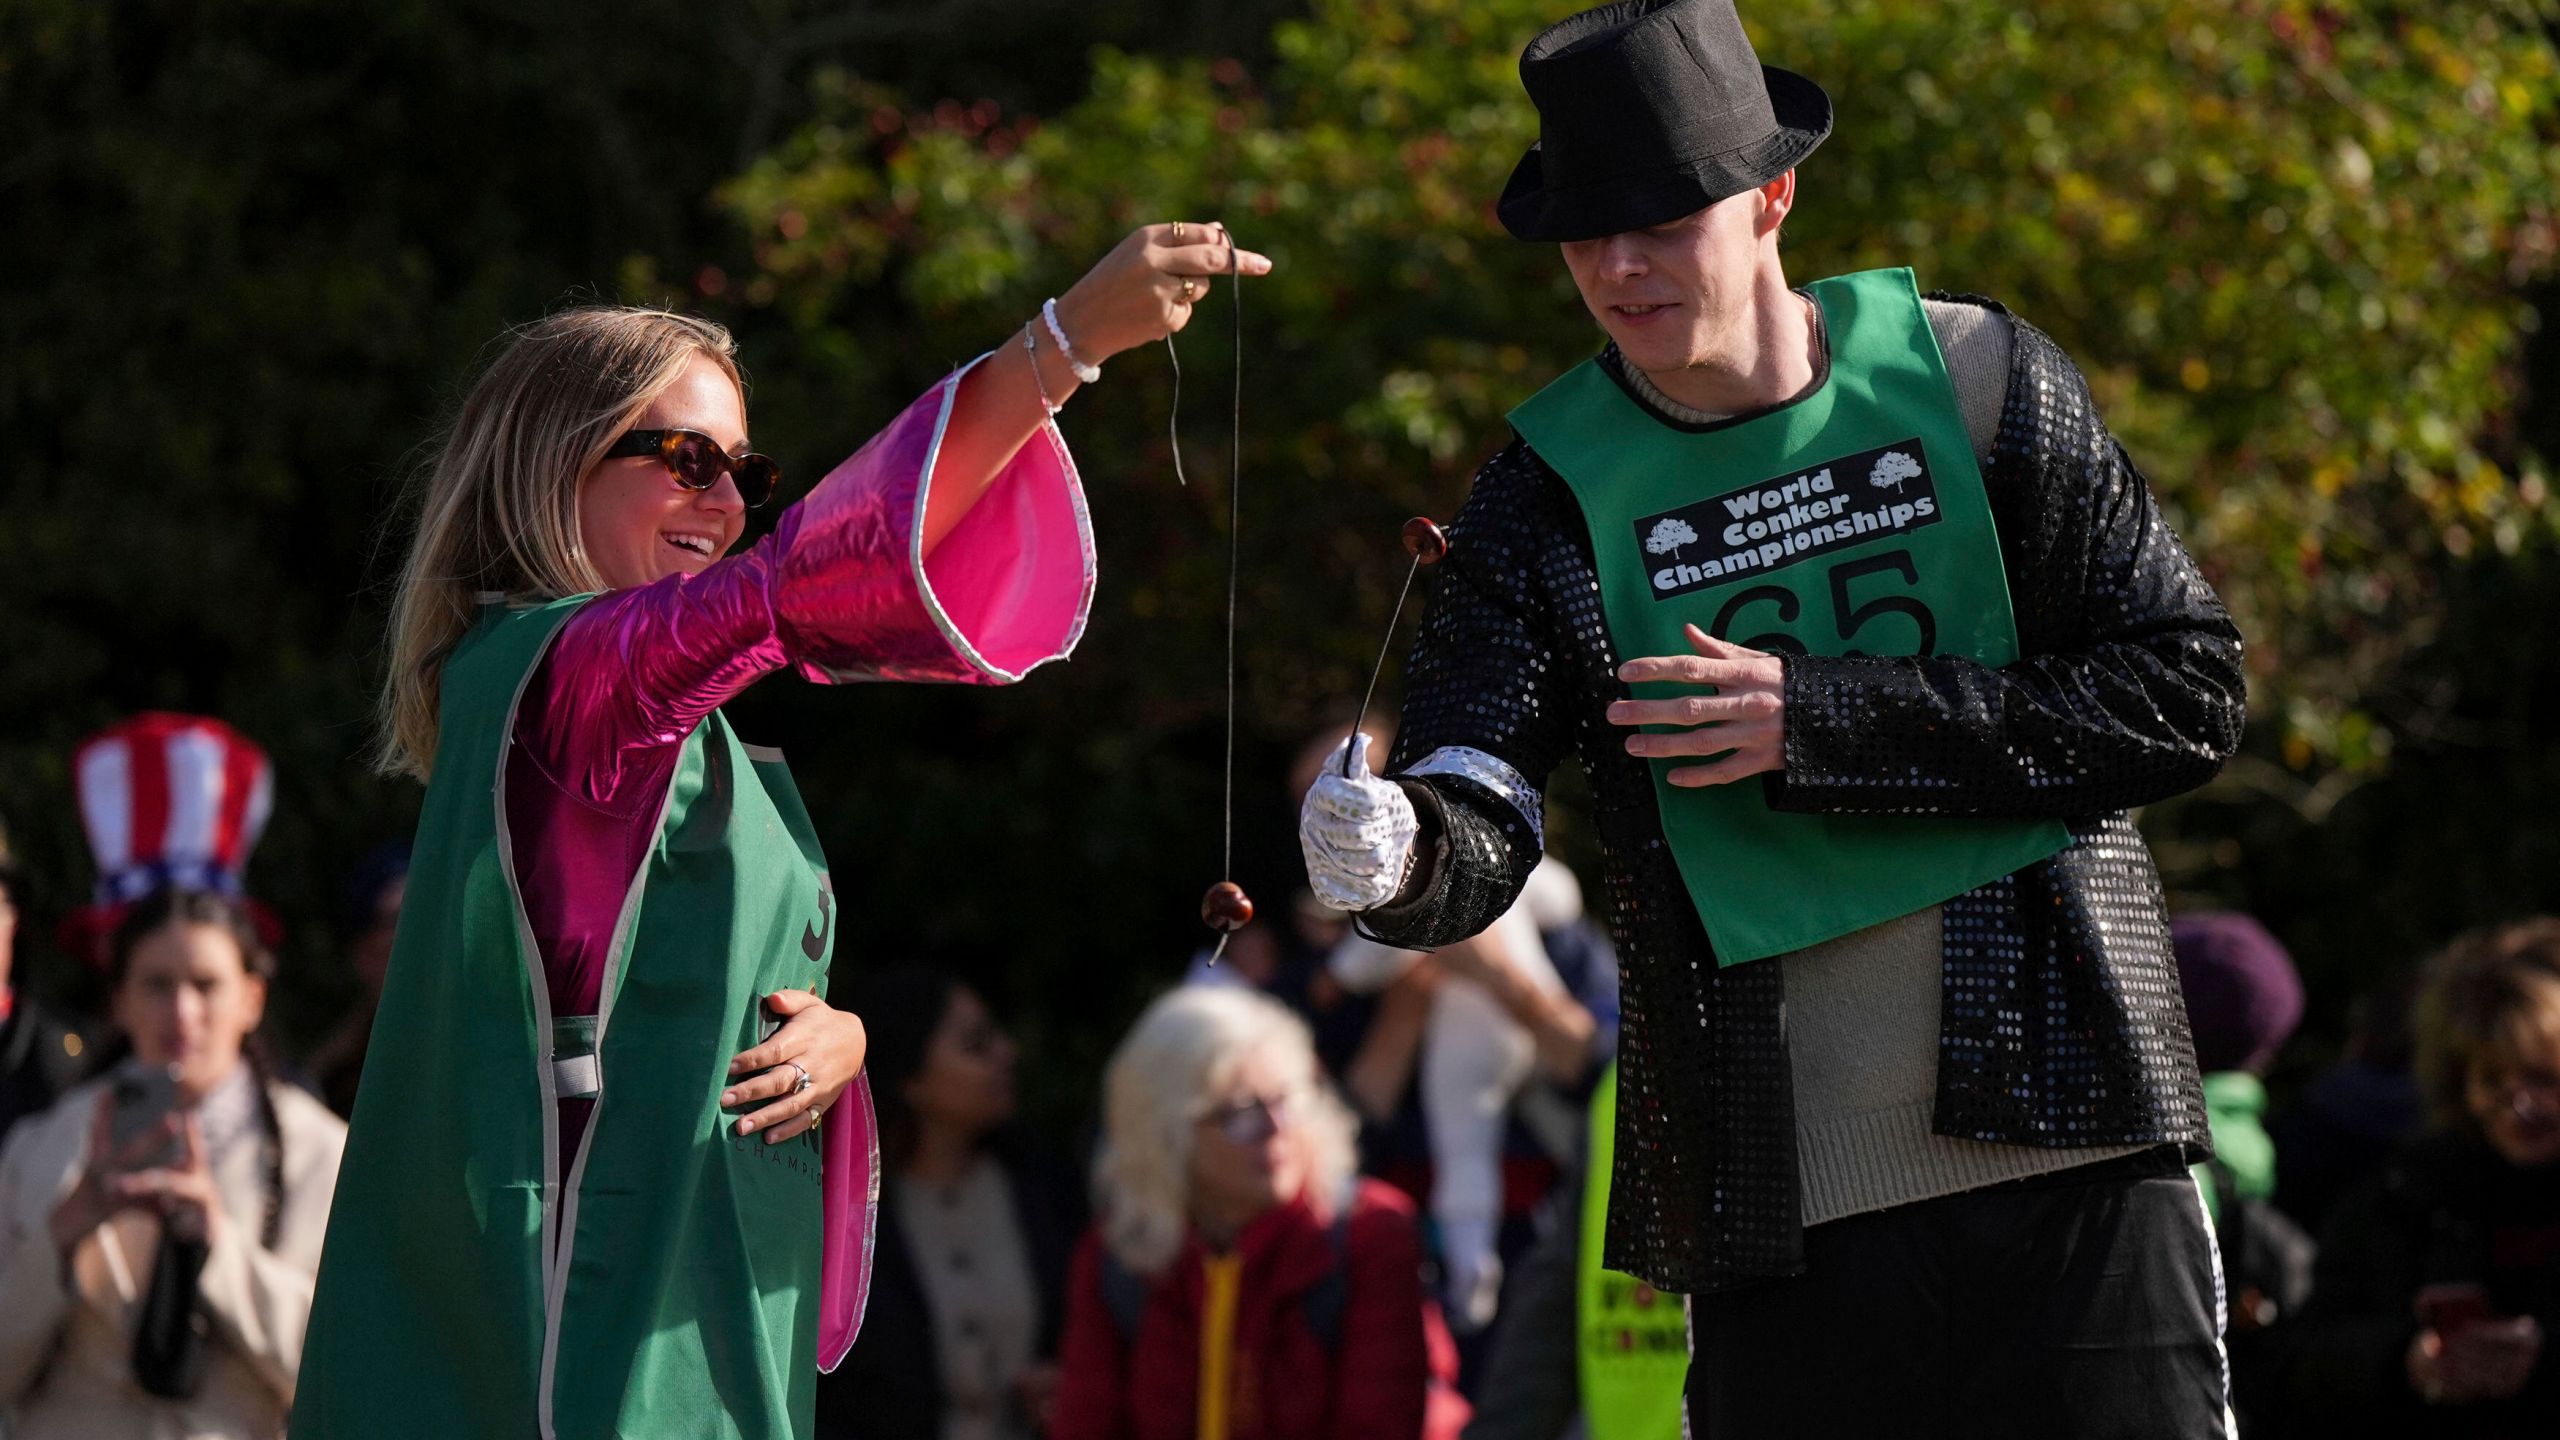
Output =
[
  {"x1": 1170, "y1": 232, "x2": 1437, "y2": 953},
  {"x1": 1221, "y1": 238, "x2": 1241, "y2": 884},
  {"x1": 1170, "y1": 234, "x2": 1253, "y2": 962},
  {"x1": 1163, "y1": 340, "x2": 1187, "y2": 487},
  {"x1": 1205, "y1": 239, "x2": 1243, "y2": 962}
]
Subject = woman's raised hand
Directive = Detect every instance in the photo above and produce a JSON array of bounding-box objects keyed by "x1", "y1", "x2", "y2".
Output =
[
  {"x1": 1051, "y1": 222, "x2": 1274, "y2": 366},
  {"x1": 929, "y1": 221, "x2": 1273, "y2": 553},
  {"x1": 724, "y1": 989, "x2": 868, "y2": 1145}
]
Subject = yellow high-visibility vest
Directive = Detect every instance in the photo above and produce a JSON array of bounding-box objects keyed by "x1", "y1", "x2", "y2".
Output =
[{"x1": 1576, "y1": 1066, "x2": 1688, "y2": 1440}]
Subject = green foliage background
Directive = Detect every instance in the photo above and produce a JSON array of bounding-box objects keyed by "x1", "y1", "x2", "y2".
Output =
[{"x1": 5, "y1": 0, "x2": 2558, "y2": 1094}]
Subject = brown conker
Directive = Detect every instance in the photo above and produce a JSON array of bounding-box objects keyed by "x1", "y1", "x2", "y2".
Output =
[
  {"x1": 1401, "y1": 516, "x2": 1450, "y2": 565},
  {"x1": 1201, "y1": 881, "x2": 1254, "y2": 932}
]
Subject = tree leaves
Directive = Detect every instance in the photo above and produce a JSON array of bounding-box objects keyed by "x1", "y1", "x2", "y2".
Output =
[{"x1": 728, "y1": 0, "x2": 2560, "y2": 779}]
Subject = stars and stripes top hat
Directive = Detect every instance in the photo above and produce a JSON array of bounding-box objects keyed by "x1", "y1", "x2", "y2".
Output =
[{"x1": 62, "y1": 712, "x2": 279, "y2": 967}]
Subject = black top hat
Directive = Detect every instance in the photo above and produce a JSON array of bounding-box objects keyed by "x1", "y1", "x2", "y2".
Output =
[{"x1": 1498, "y1": 0, "x2": 1833, "y2": 243}]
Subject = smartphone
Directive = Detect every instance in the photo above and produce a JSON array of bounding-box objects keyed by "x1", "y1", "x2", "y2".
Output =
[
  {"x1": 105, "y1": 1067, "x2": 187, "y2": 1173},
  {"x1": 2415, "y1": 1283, "x2": 2496, "y2": 1337}
]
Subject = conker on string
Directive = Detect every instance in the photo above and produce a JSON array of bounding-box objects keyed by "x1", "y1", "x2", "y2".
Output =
[
  {"x1": 1401, "y1": 517, "x2": 1450, "y2": 566},
  {"x1": 1201, "y1": 881, "x2": 1254, "y2": 932}
]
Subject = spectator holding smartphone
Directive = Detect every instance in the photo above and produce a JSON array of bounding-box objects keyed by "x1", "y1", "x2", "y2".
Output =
[
  {"x1": 2286, "y1": 919, "x2": 2560, "y2": 1434},
  {"x1": 0, "y1": 888, "x2": 346, "y2": 1438}
]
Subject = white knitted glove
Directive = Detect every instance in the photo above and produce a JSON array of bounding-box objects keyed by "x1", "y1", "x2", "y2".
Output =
[{"x1": 1298, "y1": 733, "x2": 1420, "y2": 913}]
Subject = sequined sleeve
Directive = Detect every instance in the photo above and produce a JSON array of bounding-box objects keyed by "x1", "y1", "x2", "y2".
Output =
[
  {"x1": 1769, "y1": 320, "x2": 2245, "y2": 818},
  {"x1": 1358, "y1": 443, "x2": 1575, "y2": 950},
  {"x1": 519, "y1": 355, "x2": 1094, "y2": 809}
]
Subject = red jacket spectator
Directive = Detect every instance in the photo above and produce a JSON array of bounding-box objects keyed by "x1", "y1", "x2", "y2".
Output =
[{"x1": 1049, "y1": 1178, "x2": 1437, "y2": 1440}]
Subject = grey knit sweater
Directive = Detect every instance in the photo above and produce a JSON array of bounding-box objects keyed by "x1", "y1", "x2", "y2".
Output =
[{"x1": 1613, "y1": 295, "x2": 2143, "y2": 1225}]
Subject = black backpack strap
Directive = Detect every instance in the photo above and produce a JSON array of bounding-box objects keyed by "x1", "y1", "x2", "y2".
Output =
[
  {"x1": 1100, "y1": 1244, "x2": 1151, "y2": 1345},
  {"x1": 1297, "y1": 1206, "x2": 1356, "y2": 1350}
]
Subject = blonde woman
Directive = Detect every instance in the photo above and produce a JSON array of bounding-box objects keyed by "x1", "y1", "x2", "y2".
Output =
[
  {"x1": 2289, "y1": 919, "x2": 2560, "y2": 1430},
  {"x1": 293, "y1": 225, "x2": 1271, "y2": 1440},
  {"x1": 1050, "y1": 986, "x2": 1456, "y2": 1440}
]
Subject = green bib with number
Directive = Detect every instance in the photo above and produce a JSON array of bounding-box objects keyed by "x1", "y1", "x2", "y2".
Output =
[{"x1": 1510, "y1": 267, "x2": 2068, "y2": 965}]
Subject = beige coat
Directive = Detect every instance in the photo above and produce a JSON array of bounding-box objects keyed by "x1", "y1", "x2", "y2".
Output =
[{"x1": 0, "y1": 1071, "x2": 345, "y2": 1440}]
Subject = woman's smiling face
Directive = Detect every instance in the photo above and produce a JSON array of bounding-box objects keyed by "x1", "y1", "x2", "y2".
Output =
[{"x1": 577, "y1": 351, "x2": 751, "y2": 590}]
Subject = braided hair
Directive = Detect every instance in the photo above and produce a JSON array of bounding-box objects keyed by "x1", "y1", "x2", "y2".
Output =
[{"x1": 108, "y1": 889, "x2": 286, "y2": 1250}]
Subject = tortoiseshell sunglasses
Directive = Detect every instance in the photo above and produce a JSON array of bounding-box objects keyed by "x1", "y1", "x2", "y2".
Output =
[{"x1": 602, "y1": 428, "x2": 782, "y2": 509}]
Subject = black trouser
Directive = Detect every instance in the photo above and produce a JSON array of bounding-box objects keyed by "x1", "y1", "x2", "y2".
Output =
[{"x1": 1686, "y1": 1147, "x2": 2231, "y2": 1439}]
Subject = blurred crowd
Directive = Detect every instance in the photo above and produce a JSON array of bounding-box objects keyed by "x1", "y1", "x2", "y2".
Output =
[{"x1": 0, "y1": 712, "x2": 2553, "y2": 1439}]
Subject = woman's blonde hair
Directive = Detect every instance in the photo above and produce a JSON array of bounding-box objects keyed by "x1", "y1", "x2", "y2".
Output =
[
  {"x1": 1093, "y1": 985, "x2": 1360, "y2": 1276},
  {"x1": 2413, "y1": 917, "x2": 2560, "y2": 1137},
  {"x1": 373, "y1": 306, "x2": 742, "y2": 780}
]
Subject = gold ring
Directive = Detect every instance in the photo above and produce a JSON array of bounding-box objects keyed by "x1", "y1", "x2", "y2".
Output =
[
  {"x1": 1179, "y1": 278, "x2": 1199, "y2": 302},
  {"x1": 1172, "y1": 222, "x2": 1188, "y2": 245}
]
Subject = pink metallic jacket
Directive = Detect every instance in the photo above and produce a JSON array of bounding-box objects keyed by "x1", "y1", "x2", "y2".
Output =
[{"x1": 503, "y1": 358, "x2": 1093, "y2": 1368}]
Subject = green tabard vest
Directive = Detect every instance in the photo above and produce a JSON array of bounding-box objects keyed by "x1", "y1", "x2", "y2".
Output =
[
  {"x1": 1509, "y1": 268, "x2": 2068, "y2": 965},
  {"x1": 1577, "y1": 1066, "x2": 1688, "y2": 1440},
  {"x1": 294, "y1": 597, "x2": 836, "y2": 1440}
]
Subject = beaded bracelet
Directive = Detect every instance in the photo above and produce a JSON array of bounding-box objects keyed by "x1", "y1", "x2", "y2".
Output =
[
  {"x1": 1040, "y1": 298, "x2": 1103, "y2": 384},
  {"x1": 1022, "y1": 322, "x2": 1061, "y2": 417}
]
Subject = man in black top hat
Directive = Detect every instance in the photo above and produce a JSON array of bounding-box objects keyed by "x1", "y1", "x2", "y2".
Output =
[{"x1": 1301, "y1": 0, "x2": 2245, "y2": 1433}]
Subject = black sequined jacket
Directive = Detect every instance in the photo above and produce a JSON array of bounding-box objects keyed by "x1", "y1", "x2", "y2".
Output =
[{"x1": 1361, "y1": 300, "x2": 2246, "y2": 1294}]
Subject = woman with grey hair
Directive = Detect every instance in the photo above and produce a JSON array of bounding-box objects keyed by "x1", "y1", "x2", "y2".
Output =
[{"x1": 1048, "y1": 986, "x2": 1457, "y2": 1440}]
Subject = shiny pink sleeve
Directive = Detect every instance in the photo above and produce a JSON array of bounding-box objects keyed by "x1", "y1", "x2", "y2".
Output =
[{"x1": 519, "y1": 355, "x2": 1096, "y2": 806}]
